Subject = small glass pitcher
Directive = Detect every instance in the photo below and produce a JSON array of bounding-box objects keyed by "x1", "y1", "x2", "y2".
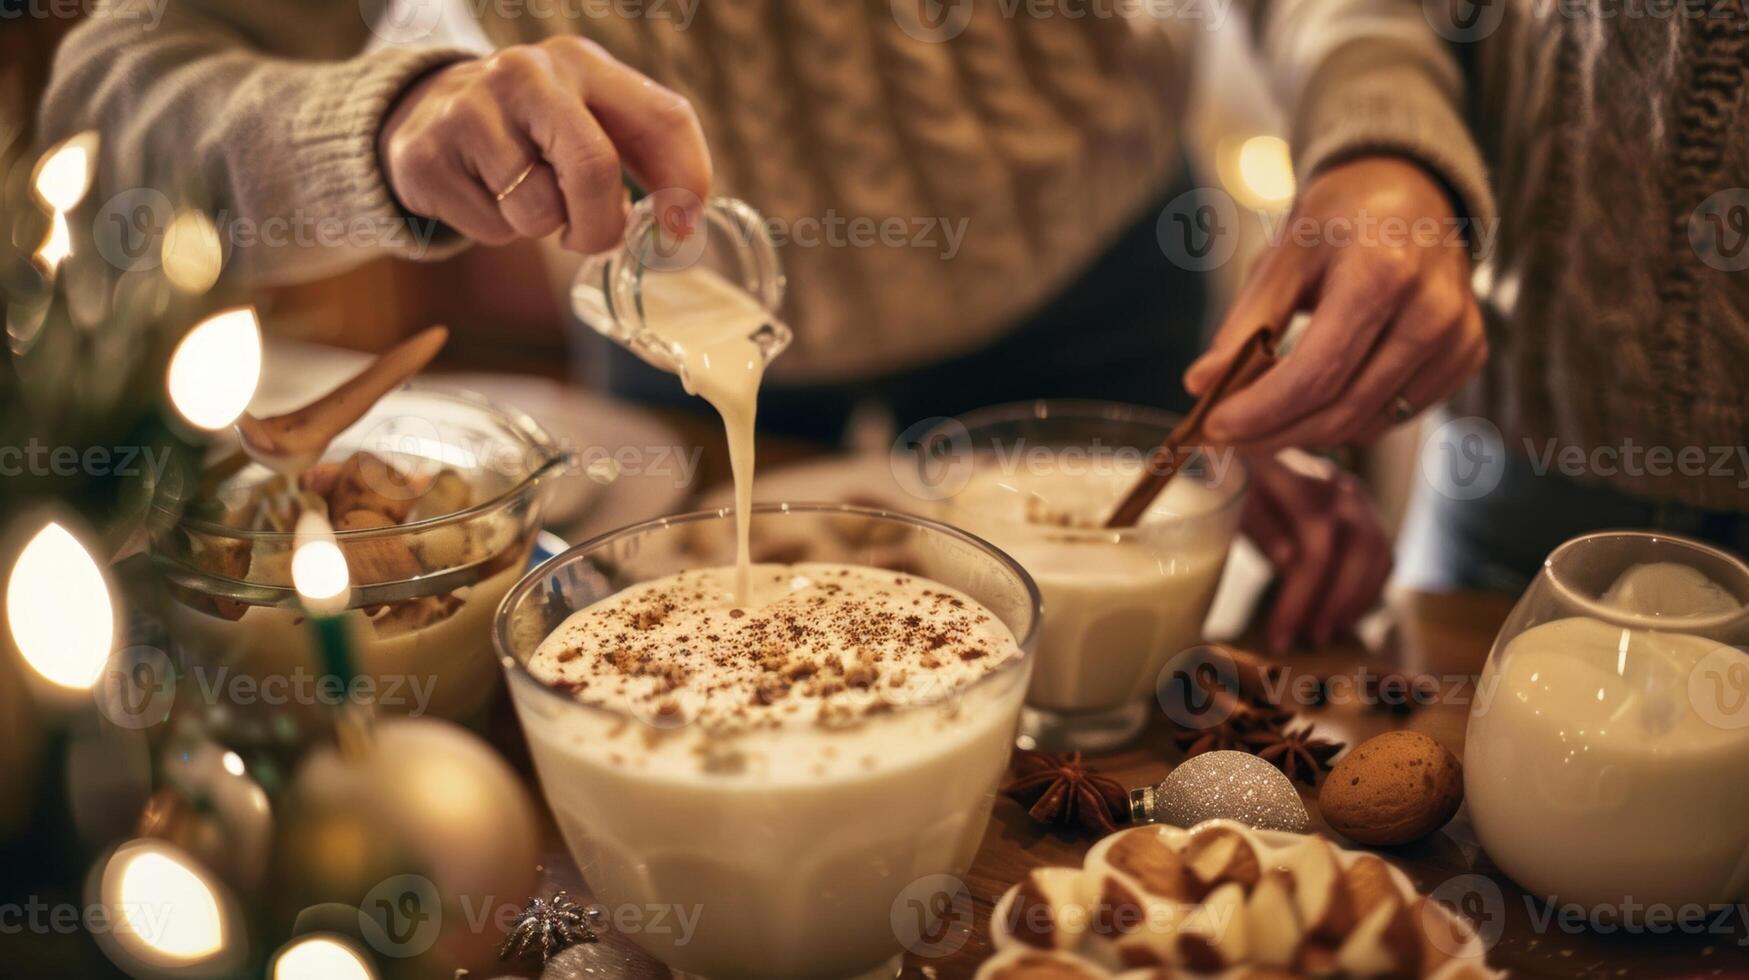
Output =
[{"x1": 571, "y1": 194, "x2": 791, "y2": 377}]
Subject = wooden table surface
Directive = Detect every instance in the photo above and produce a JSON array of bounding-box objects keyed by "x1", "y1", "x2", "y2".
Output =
[{"x1": 521, "y1": 588, "x2": 1749, "y2": 980}]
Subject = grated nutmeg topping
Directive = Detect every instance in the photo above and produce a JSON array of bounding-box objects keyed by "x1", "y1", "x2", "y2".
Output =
[{"x1": 527, "y1": 563, "x2": 1020, "y2": 733}]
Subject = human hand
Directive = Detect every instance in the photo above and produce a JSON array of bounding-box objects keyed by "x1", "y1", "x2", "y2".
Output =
[
  {"x1": 1186, "y1": 155, "x2": 1485, "y2": 449},
  {"x1": 1243, "y1": 452, "x2": 1393, "y2": 653},
  {"x1": 378, "y1": 37, "x2": 711, "y2": 254}
]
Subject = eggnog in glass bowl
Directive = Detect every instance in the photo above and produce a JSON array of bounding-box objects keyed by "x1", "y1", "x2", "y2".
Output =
[
  {"x1": 496, "y1": 504, "x2": 1040, "y2": 980},
  {"x1": 922, "y1": 402, "x2": 1247, "y2": 751},
  {"x1": 1465, "y1": 531, "x2": 1749, "y2": 910}
]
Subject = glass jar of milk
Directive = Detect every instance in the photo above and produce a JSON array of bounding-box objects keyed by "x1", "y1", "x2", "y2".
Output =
[
  {"x1": 1465, "y1": 531, "x2": 1749, "y2": 910},
  {"x1": 925, "y1": 401, "x2": 1248, "y2": 752}
]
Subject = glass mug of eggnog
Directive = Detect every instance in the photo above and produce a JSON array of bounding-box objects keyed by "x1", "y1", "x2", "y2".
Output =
[
  {"x1": 1466, "y1": 531, "x2": 1749, "y2": 910},
  {"x1": 920, "y1": 402, "x2": 1247, "y2": 751},
  {"x1": 496, "y1": 505, "x2": 1040, "y2": 980}
]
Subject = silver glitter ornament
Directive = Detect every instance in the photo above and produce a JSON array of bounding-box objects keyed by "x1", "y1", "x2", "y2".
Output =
[{"x1": 1127, "y1": 750, "x2": 1309, "y2": 832}]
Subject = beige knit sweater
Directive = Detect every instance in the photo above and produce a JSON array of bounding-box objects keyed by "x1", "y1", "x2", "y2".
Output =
[
  {"x1": 43, "y1": 1, "x2": 1744, "y2": 507},
  {"x1": 40, "y1": 0, "x2": 1486, "y2": 374}
]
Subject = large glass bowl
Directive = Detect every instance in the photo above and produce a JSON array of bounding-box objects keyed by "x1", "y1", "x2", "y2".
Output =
[
  {"x1": 149, "y1": 386, "x2": 564, "y2": 731},
  {"x1": 495, "y1": 504, "x2": 1040, "y2": 980},
  {"x1": 923, "y1": 401, "x2": 1248, "y2": 751},
  {"x1": 1465, "y1": 531, "x2": 1749, "y2": 909}
]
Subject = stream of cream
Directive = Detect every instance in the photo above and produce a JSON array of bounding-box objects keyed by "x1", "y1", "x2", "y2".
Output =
[{"x1": 636, "y1": 267, "x2": 781, "y2": 604}]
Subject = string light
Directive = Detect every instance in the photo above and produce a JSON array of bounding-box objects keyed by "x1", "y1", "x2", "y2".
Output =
[
  {"x1": 94, "y1": 840, "x2": 238, "y2": 972},
  {"x1": 292, "y1": 511, "x2": 350, "y2": 615},
  {"x1": 272, "y1": 935, "x2": 377, "y2": 980},
  {"x1": 166, "y1": 308, "x2": 262, "y2": 431},
  {"x1": 5, "y1": 521, "x2": 114, "y2": 691},
  {"x1": 31, "y1": 131, "x2": 98, "y2": 213}
]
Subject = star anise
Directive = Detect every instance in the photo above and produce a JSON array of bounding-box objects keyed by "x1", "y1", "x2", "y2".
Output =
[
  {"x1": 1172, "y1": 691, "x2": 1293, "y2": 758},
  {"x1": 499, "y1": 891, "x2": 604, "y2": 962},
  {"x1": 1002, "y1": 751, "x2": 1129, "y2": 836},
  {"x1": 1244, "y1": 724, "x2": 1344, "y2": 785}
]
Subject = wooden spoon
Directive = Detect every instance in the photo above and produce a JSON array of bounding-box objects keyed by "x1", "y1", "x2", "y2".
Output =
[
  {"x1": 1104, "y1": 324, "x2": 1277, "y2": 528},
  {"x1": 234, "y1": 325, "x2": 449, "y2": 475}
]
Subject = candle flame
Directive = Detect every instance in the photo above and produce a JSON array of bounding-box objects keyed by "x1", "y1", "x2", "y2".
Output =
[
  {"x1": 167, "y1": 307, "x2": 262, "y2": 430},
  {"x1": 109, "y1": 843, "x2": 226, "y2": 962},
  {"x1": 32, "y1": 132, "x2": 98, "y2": 213},
  {"x1": 273, "y1": 935, "x2": 376, "y2": 980},
  {"x1": 292, "y1": 511, "x2": 350, "y2": 611},
  {"x1": 6, "y1": 521, "x2": 114, "y2": 691}
]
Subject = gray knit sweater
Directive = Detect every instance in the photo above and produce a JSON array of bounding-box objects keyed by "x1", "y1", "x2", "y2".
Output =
[{"x1": 41, "y1": 0, "x2": 1748, "y2": 508}]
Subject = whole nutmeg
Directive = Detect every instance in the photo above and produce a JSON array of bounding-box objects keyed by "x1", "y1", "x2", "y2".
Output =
[{"x1": 1319, "y1": 731, "x2": 1462, "y2": 846}]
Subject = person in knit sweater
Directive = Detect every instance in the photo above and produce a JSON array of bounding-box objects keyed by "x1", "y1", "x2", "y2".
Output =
[
  {"x1": 37, "y1": 0, "x2": 1493, "y2": 646},
  {"x1": 1185, "y1": 0, "x2": 1749, "y2": 588}
]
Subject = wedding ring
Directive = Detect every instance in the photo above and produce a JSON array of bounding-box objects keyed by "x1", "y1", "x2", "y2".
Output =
[
  {"x1": 1389, "y1": 395, "x2": 1417, "y2": 424},
  {"x1": 494, "y1": 163, "x2": 537, "y2": 202}
]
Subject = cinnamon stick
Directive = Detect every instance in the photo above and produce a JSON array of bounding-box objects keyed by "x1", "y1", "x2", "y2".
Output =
[{"x1": 1104, "y1": 325, "x2": 1278, "y2": 528}]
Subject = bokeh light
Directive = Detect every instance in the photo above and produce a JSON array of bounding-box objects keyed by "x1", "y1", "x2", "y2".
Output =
[
  {"x1": 162, "y1": 210, "x2": 224, "y2": 294},
  {"x1": 31, "y1": 131, "x2": 98, "y2": 212},
  {"x1": 6, "y1": 521, "x2": 114, "y2": 691},
  {"x1": 272, "y1": 935, "x2": 377, "y2": 980},
  {"x1": 167, "y1": 307, "x2": 262, "y2": 430}
]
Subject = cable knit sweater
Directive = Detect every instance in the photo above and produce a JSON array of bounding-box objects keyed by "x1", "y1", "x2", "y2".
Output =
[
  {"x1": 41, "y1": 0, "x2": 1746, "y2": 507},
  {"x1": 41, "y1": 1, "x2": 1489, "y2": 372}
]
